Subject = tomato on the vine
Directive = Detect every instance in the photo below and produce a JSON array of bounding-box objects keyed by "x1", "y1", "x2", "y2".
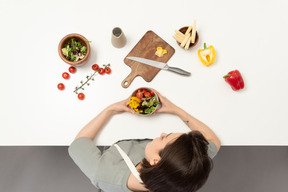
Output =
[
  {"x1": 69, "y1": 66, "x2": 76, "y2": 73},
  {"x1": 57, "y1": 83, "x2": 65, "y2": 90},
  {"x1": 62, "y1": 72, "x2": 70, "y2": 79},
  {"x1": 105, "y1": 67, "x2": 111, "y2": 74},
  {"x1": 78, "y1": 93, "x2": 85, "y2": 100},
  {"x1": 98, "y1": 68, "x2": 105, "y2": 75},
  {"x1": 92, "y1": 64, "x2": 99, "y2": 71}
]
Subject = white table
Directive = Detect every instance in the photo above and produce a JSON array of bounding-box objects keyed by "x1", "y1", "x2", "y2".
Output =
[{"x1": 1, "y1": 0, "x2": 288, "y2": 145}]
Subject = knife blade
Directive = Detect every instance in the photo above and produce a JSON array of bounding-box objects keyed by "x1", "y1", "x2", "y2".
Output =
[{"x1": 126, "y1": 57, "x2": 191, "y2": 76}]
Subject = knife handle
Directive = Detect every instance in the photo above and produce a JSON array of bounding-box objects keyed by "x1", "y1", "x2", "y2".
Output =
[{"x1": 167, "y1": 67, "x2": 191, "y2": 76}]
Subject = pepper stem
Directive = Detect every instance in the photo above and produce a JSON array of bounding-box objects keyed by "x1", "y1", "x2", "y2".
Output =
[
  {"x1": 223, "y1": 74, "x2": 231, "y2": 78},
  {"x1": 204, "y1": 42, "x2": 207, "y2": 49}
]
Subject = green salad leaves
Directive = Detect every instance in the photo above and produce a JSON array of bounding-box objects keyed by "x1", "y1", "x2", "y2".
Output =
[
  {"x1": 141, "y1": 96, "x2": 160, "y2": 114},
  {"x1": 62, "y1": 38, "x2": 87, "y2": 62}
]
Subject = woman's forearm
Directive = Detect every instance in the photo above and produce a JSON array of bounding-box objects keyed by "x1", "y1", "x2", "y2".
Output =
[
  {"x1": 74, "y1": 108, "x2": 113, "y2": 140},
  {"x1": 174, "y1": 107, "x2": 221, "y2": 150},
  {"x1": 74, "y1": 98, "x2": 134, "y2": 141}
]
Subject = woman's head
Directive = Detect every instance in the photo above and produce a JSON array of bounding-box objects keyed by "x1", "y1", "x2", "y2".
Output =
[
  {"x1": 141, "y1": 131, "x2": 213, "y2": 192},
  {"x1": 144, "y1": 132, "x2": 183, "y2": 165}
]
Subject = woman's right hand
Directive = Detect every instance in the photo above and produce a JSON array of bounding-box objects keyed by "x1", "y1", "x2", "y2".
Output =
[
  {"x1": 106, "y1": 97, "x2": 135, "y2": 115},
  {"x1": 152, "y1": 89, "x2": 180, "y2": 114}
]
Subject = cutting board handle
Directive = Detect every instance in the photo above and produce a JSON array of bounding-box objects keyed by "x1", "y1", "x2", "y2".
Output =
[{"x1": 121, "y1": 70, "x2": 138, "y2": 88}]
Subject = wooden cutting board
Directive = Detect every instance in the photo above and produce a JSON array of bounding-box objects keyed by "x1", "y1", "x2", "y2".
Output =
[{"x1": 121, "y1": 30, "x2": 175, "y2": 88}]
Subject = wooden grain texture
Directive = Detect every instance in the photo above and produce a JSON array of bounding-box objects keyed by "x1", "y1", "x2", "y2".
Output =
[{"x1": 121, "y1": 31, "x2": 175, "y2": 88}]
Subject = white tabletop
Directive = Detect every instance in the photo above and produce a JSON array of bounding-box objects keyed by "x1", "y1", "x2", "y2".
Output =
[{"x1": 1, "y1": 0, "x2": 288, "y2": 145}]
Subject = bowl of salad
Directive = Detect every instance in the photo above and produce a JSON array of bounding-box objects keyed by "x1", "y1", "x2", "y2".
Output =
[
  {"x1": 58, "y1": 33, "x2": 91, "y2": 66},
  {"x1": 128, "y1": 87, "x2": 160, "y2": 116}
]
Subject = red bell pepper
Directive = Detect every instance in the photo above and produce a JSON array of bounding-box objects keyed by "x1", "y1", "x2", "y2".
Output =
[{"x1": 223, "y1": 70, "x2": 244, "y2": 91}]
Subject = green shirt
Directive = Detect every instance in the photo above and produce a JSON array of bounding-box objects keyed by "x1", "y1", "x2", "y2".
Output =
[{"x1": 68, "y1": 137, "x2": 218, "y2": 192}]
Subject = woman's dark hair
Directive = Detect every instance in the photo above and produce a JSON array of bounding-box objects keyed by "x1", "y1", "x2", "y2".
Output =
[{"x1": 140, "y1": 131, "x2": 213, "y2": 192}]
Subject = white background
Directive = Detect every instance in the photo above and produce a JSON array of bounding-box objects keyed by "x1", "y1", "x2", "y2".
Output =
[{"x1": 0, "y1": 0, "x2": 287, "y2": 145}]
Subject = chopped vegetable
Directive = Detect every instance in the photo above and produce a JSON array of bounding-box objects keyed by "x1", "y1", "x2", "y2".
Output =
[
  {"x1": 128, "y1": 88, "x2": 160, "y2": 114},
  {"x1": 155, "y1": 47, "x2": 167, "y2": 57},
  {"x1": 62, "y1": 38, "x2": 87, "y2": 62},
  {"x1": 128, "y1": 97, "x2": 141, "y2": 112}
]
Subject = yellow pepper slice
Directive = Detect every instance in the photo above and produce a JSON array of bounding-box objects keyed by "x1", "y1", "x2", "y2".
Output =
[
  {"x1": 155, "y1": 47, "x2": 167, "y2": 57},
  {"x1": 197, "y1": 43, "x2": 216, "y2": 66},
  {"x1": 130, "y1": 96, "x2": 140, "y2": 103},
  {"x1": 128, "y1": 96, "x2": 141, "y2": 112}
]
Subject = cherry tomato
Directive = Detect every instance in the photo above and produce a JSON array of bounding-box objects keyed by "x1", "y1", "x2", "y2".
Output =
[
  {"x1": 144, "y1": 92, "x2": 151, "y2": 98},
  {"x1": 105, "y1": 67, "x2": 111, "y2": 74},
  {"x1": 62, "y1": 72, "x2": 70, "y2": 79},
  {"x1": 98, "y1": 68, "x2": 105, "y2": 75},
  {"x1": 92, "y1": 64, "x2": 99, "y2": 71},
  {"x1": 149, "y1": 90, "x2": 155, "y2": 96},
  {"x1": 69, "y1": 66, "x2": 76, "y2": 73},
  {"x1": 136, "y1": 91, "x2": 143, "y2": 99},
  {"x1": 143, "y1": 89, "x2": 148, "y2": 94},
  {"x1": 137, "y1": 89, "x2": 143, "y2": 93},
  {"x1": 78, "y1": 93, "x2": 85, "y2": 100},
  {"x1": 57, "y1": 83, "x2": 65, "y2": 90}
]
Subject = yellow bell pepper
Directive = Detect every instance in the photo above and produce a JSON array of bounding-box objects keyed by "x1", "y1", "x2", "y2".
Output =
[{"x1": 198, "y1": 43, "x2": 216, "y2": 66}]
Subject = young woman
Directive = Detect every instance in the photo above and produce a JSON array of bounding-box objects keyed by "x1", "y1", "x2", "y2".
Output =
[{"x1": 69, "y1": 90, "x2": 221, "y2": 192}]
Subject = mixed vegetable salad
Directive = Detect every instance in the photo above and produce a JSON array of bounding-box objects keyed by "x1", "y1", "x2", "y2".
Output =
[
  {"x1": 62, "y1": 38, "x2": 87, "y2": 61},
  {"x1": 128, "y1": 88, "x2": 160, "y2": 114}
]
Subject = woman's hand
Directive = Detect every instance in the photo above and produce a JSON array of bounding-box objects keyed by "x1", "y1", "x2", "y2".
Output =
[
  {"x1": 106, "y1": 97, "x2": 135, "y2": 115},
  {"x1": 152, "y1": 89, "x2": 180, "y2": 114}
]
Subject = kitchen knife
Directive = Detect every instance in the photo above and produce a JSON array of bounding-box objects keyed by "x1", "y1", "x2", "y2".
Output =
[{"x1": 126, "y1": 57, "x2": 191, "y2": 76}]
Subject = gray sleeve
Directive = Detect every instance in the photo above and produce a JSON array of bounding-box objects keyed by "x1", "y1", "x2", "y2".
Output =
[
  {"x1": 207, "y1": 140, "x2": 218, "y2": 159},
  {"x1": 68, "y1": 137, "x2": 101, "y2": 185}
]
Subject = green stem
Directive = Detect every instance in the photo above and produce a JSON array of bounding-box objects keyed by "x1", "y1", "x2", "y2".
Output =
[
  {"x1": 74, "y1": 70, "x2": 98, "y2": 93},
  {"x1": 204, "y1": 42, "x2": 207, "y2": 49},
  {"x1": 223, "y1": 74, "x2": 231, "y2": 78}
]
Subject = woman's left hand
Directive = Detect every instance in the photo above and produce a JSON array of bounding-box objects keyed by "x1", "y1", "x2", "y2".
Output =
[{"x1": 106, "y1": 98, "x2": 135, "y2": 115}]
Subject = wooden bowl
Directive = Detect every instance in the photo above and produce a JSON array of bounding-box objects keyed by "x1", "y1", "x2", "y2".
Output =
[
  {"x1": 58, "y1": 33, "x2": 91, "y2": 66},
  {"x1": 129, "y1": 87, "x2": 160, "y2": 116},
  {"x1": 177, "y1": 26, "x2": 199, "y2": 49}
]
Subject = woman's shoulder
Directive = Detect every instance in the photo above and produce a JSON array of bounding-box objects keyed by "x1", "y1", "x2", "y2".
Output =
[
  {"x1": 95, "y1": 139, "x2": 151, "y2": 192},
  {"x1": 207, "y1": 140, "x2": 219, "y2": 159}
]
